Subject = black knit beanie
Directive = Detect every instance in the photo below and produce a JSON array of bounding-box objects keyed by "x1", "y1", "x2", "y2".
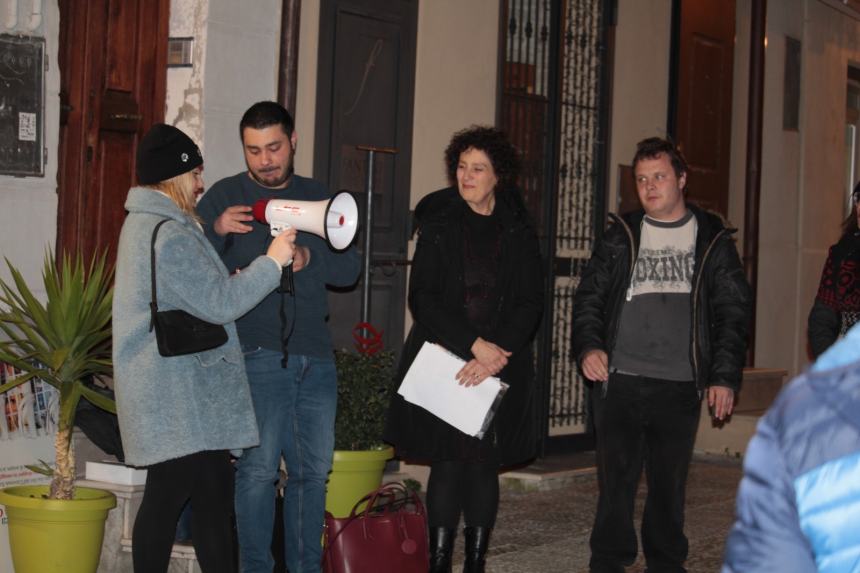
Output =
[{"x1": 136, "y1": 123, "x2": 203, "y2": 184}]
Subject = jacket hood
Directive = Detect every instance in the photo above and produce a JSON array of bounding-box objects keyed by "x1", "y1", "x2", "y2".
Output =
[
  {"x1": 124, "y1": 186, "x2": 195, "y2": 225},
  {"x1": 805, "y1": 364, "x2": 860, "y2": 436},
  {"x1": 808, "y1": 324, "x2": 860, "y2": 434}
]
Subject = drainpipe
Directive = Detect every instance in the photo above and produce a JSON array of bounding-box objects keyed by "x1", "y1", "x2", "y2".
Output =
[
  {"x1": 743, "y1": 0, "x2": 767, "y2": 365},
  {"x1": 277, "y1": 0, "x2": 302, "y2": 117}
]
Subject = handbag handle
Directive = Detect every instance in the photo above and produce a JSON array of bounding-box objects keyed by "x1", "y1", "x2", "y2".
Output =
[
  {"x1": 355, "y1": 482, "x2": 424, "y2": 519},
  {"x1": 360, "y1": 483, "x2": 424, "y2": 554},
  {"x1": 148, "y1": 219, "x2": 171, "y2": 332},
  {"x1": 353, "y1": 484, "x2": 398, "y2": 518},
  {"x1": 323, "y1": 482, "x2": 425, "y2": 552}
]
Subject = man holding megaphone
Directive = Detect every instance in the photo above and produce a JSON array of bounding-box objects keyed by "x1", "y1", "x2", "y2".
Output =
[{"x1": 197, "y1": 101, "x2": 360, "y2": 573}]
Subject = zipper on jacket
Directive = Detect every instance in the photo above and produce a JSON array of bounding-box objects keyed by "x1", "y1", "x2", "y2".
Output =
[
  {"x1": 690, "y1": 228, "x2": 729, "y2": 385},
  {"x1": 603, "y1": 213, "x2": 636, "y2": 374},
  {"x1": 608, "y1": 213, "x2": 638, "y2": 349}
]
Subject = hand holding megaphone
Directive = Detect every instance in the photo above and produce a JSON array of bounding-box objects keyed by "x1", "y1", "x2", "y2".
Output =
[
  {"x1": 252, "y1": 191, "x2": 359, "y2": 250},
  {"x1": 265, "y1": 227, "x2": 298, "y2": 267}
]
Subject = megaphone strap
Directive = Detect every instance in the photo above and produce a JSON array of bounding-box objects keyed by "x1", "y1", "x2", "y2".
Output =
[{"x1": 278, "y1": 267, "x2": 296, "y2": 369}]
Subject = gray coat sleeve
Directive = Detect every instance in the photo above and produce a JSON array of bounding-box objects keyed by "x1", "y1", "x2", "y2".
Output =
[{"x1": 154, "y1": 222, "x2": 281, "y2": 324}]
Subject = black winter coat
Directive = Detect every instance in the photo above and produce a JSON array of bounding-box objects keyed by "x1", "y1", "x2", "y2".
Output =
[
  {"x1": 383, "y1": 187, "x2": 544, "y2": 466},
  {"x1": 571, "y1": 206, "x2": 751, "y2": 392}
]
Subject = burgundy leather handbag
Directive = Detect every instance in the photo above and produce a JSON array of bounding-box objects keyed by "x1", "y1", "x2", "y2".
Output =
[{"x1": 322, "y1": 482, "x2": 429, "y2": 573}]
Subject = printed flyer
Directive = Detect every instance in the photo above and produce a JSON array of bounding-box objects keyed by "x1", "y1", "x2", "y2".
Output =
[{"x1": 0, "y1": 361, "x2": 57, "y2": 571}]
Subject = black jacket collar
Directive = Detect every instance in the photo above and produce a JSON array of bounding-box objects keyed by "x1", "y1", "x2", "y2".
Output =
[{"x1": 413, "y1": 186, "x2": 530, "y2": 236}]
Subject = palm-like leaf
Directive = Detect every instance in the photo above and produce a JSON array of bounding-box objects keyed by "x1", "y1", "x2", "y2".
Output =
[{"x1": 0, "y1": 251, "x2": 115, "y2": 499}]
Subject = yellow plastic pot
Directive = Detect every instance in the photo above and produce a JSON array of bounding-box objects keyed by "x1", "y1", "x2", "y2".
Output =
[
  {"x1": 325, "y1": 446, "x2": 394, "y2": 517},
  {"x1": 0, "y1": 485, "x2": 117, "y2": 573}
]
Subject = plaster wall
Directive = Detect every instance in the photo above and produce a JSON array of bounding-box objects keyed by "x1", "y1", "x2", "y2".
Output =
[
  {"x1": 0, "y1": 0, "x2": 59, "y2": 299},
  {"x1": 290, "y1": 1, "x2": 318, "y2": 177},
  {"x1": 405, "y1": 0, "x2": 499, "y2": 334},
  {"x1": 408, "y1": 0, "x2": 499, "y2": 204},
  {"x1": 727, "y1": 0, "x2": 860, "y2": 378},
  {"x1": 793, "y1": 1, "x2": 860, "y2": 372},
  {"x1": 165, "y1": 0, "x2": 208, "y2": 150},
  {"x1": 199, "y1": 0, "x2": 282, "y2": 185},
  {"x1": 744, "y1": 1, "x2": 806, "y2": 376},
  {"x1": 606, "y1": 0, "x2": 672, "y2": 212}
]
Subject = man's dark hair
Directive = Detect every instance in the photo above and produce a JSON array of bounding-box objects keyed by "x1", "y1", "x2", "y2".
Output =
[
  {"x1": 632, "y1": 137, "x2": 688, "y2": 178},
  {"x1": 444, "y1": 125, "x2": 521, "y2": 189},
  {"x1": 240, "y1": 101, "x2": 295, "y2": 140}
]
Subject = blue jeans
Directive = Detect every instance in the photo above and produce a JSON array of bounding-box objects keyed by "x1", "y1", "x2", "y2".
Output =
[{"x1": 235, "y1": 347, "x2": 337, "y2": 573}]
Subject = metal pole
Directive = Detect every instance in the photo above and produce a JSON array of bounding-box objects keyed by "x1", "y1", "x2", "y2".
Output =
[
  {"x1": 355, "y1": 145, "x2": 398, "y2": 334},
  {"x1": 361, "y1": 150, "x2": 375, "y2": 327}
]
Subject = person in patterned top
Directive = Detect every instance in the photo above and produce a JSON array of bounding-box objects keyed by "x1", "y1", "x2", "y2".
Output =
[{"x1": 808, "y1": 182, "x2": 860, "y2": 359}]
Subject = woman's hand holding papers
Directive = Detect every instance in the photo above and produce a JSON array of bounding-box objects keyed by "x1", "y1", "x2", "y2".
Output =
[{"x1": 456, "y1": 358, "x2": 493, "y2": 387}]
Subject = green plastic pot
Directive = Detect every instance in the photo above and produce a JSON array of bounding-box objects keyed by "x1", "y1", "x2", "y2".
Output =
[
  {"x1": 325, "y1": 446, "x2": 394, "y2": 517},
  {"x1": 0, "y1": 485, "x2": 117, "y2": 573}
]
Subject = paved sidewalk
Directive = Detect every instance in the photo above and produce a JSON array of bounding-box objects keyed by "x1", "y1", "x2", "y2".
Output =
[{"x1": 450, "y1": 454, "x2": 744, "y2": 573}]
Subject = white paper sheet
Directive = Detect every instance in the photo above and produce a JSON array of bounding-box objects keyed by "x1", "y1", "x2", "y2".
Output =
[{"x1": 397, "y1": 342, "x2": 508, "y2": 438}]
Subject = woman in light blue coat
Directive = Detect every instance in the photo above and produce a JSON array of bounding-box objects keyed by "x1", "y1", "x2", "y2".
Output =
[{"x1": 113, "y1": 124, "x2": 296, "y2": 573}]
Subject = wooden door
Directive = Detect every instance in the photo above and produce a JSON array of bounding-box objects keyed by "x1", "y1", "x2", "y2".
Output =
[
  {"x1": 671, "y1": 0, "x2": 735, "y2": 216},
  {"x1": 57, "y1": 0, "x2": 170, "y2": 264},
  {"x1": 314, "y1": 0, "x2": 417, "y2": 354}
]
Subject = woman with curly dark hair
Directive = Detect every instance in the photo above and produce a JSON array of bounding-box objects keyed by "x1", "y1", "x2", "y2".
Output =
[
  {"x1": 384, "y1": 126, "x2": 544, "y2": 572},
  {"x1": 808, "y1": 182, "x2": 860, "y2": 358}
]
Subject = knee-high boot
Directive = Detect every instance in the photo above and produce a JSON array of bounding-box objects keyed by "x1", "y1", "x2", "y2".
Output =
[
  {"x1": 463, "y1": 526, "x2": 491, "y2": 573},
  {"x1": 429, "y1": 527, "x2": 456, "y2": 573}
]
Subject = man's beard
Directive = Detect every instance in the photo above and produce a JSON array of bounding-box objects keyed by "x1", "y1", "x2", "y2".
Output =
[{"x1": 249, "y1": 163, "x2": 294, "y2": 188}]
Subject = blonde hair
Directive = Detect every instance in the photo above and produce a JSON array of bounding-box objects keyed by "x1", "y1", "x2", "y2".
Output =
[{"x1": 144, "y1": 170, "x2": 201, "y2": 222}]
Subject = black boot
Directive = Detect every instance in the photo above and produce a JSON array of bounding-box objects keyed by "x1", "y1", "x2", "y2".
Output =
[
  {"x1": 429, "y1": 526, "x2": 455, "y2": 573},
  {"x1": 463, "y1": 526, "x2": 491, "y2": 573}
]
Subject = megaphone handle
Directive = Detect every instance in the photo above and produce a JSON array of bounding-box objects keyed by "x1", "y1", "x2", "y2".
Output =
[
  {"x1": 271, "y1": 221, "x2": 293, "y2": 237},
  {"x1": 279, "y1": 265, "x2": 294, "y2": 294}
]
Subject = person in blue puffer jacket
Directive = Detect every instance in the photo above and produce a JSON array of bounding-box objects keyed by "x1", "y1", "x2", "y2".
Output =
[{"x1": 722, "y1": 323, "x2": 860, "y2": 572}]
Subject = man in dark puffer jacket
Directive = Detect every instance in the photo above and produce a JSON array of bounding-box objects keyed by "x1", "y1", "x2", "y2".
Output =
[{"x1": 572, "y1": 137, "x2": 752, "y2": 573}]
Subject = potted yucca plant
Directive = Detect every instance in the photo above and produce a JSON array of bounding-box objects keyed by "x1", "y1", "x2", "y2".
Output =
[
  {"x1": 0, "y1": 251, "x2": 117, "y2": 573},
  {"x1": 325, "y1": 323, "x2": 396, "y2": 517}
]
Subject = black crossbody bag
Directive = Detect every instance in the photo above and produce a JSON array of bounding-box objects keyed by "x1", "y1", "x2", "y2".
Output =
[{"x1": 149, "y1": 219, "x2": 228, "y2": 356}]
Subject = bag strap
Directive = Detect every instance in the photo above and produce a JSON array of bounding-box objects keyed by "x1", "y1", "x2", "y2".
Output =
[{"x1": 149, "y1": 219, "x2": 171, "y2": 332}]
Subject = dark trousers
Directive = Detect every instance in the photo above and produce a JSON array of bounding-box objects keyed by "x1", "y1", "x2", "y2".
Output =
[
  {"x1": 589, "y1": 372, "x2": 701, "y2": 573},
  {"x1": 133, "y1": 450, "x2": 236, "y2": 573}
]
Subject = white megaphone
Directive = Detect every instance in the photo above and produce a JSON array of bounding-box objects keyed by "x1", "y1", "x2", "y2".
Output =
[{"x1": 252, "y1": 191, "x2": 359, "y2": 250}]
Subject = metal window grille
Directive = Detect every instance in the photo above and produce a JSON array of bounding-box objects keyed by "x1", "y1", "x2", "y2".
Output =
[{"x1": 500, "y1": 0, "x2": 611, "y2": 445}]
